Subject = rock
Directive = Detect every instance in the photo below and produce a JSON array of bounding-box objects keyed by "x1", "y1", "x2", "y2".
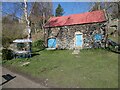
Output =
[
  {"x1": 61, "y1": 70, "x2": 63, "y2": 72},
  {"x1": 21, "y1": 62, "x2": 30, "y2": 66}
]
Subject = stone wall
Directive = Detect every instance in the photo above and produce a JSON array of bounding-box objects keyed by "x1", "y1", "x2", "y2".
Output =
[{"x1": 45, "y1": 22, "x2": 107, "y2": 49}]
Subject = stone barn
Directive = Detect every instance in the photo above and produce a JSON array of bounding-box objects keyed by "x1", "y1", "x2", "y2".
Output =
[{"x1": 44, "y1": 10, "x2": 107, "y2": 50}]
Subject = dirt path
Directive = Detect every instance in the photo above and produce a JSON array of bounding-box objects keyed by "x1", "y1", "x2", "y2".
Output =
[{"x1": 1, "y1": 66, "x2": 46, "y2": 88}]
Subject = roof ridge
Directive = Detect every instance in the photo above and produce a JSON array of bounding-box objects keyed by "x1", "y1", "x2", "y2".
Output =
[{"x1": 44, "y1": 10, "x2": 106, "y2": 28}]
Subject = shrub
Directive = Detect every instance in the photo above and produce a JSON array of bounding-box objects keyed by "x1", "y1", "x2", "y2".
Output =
[
  {"x1": 2, "y1": 37, "x2": 12, "y2": 48},
  {"x1": 2, "y1": 49, "x2": 14, "y2": 60},
  {"x1": 33, "y1": 40, "x2": 45, "y2": 50}
]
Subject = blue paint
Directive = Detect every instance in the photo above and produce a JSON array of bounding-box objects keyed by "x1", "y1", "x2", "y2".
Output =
[
  {"x1": 94, "y1": 34, "x2": 102, "y2": 41},
  {"x1": 76, "y1": 34, "x2": 83, "y2": 47},
  {"x1": 48, "y1": 38, "x2": 56, "y2": 48}
]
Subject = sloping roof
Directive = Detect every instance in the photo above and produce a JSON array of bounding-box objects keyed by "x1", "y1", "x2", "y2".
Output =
[
  {"x1": 13, "y1": 39, "x2": 32, "y2": 43},
  {"x1": 44, "y1": 10, "x2": 106, "y2": 28}
]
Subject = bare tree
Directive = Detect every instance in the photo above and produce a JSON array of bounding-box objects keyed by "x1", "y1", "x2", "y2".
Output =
[
  {"x1": 90, "y1": 2, "x2": 119, "y2": 19},
  {"x1": 24, "y1": 0, "x2": 31, "y2": 39},
  {"x1": 89, "y1": 2, "x2": 120, "y2": 47},
  {"x1": 2, "y1": 2, "x2": 33, "y2": 48},
  {"x1": 29, "y1": 2, "x2": 53, "y2": 33}
]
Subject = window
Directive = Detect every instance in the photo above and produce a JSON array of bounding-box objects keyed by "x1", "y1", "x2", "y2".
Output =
[{"x1": 17, "y1": 43, "x2": 26, "y2": 51}]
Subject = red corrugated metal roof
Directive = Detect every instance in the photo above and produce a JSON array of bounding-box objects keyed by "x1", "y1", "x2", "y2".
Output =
[{"x1": 44, "y1": 10, "x2": 106, "y2": 28}]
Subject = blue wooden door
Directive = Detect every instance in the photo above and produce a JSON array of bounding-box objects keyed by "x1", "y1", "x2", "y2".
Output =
[
  {"x1": 76, "y1": 34, "x2": 83, "y2": 47},
  {"x1": 48, "y1": 38, "x2": 56, "y2": 48}
]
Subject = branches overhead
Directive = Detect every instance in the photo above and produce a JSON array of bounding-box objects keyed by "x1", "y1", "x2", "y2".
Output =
[
  {"x1": 30, "y1": 2, "x2": 52, "y2": 19},
  {"x1": 2, "y1": 2, "x2": 27, "y2": 22},
  {"x1": 2, "y1": 2, "x2": 34, "y2": 22},
  {"x1": 90, "y1": 2, "x2": 119, "y2": 19},
  {"x1": 29, "y1": 2, "x2": 53, "y2": 32}
]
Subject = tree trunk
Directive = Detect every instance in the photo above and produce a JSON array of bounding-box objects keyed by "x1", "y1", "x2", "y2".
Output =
[{"x1": 24, "y1": 0, "x2": 32, "y2": 55}]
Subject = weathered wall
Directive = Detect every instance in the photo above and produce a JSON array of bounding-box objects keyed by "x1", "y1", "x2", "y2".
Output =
[{"x1": 45, "y1": 23, "x2": 106, "y2": 49}]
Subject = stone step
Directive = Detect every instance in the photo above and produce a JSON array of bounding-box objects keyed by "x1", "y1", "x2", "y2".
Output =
[
  {"x1": 46, "y1": 48, "x2": 56, "y2": 50},
  {"x1": 72, "y1": 49, "x2": 80, "y2": 54}
]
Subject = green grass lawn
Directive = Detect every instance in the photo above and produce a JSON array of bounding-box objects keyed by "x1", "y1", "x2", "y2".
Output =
[{"x1": 2, "y1": 48, "x2": 118, "y2": 88}]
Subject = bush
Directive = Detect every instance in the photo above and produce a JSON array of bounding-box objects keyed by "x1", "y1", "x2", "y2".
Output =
[
  {"x1": 33, "y1": 40, "x2": 45, "y2": 50},
  {"x1": 2, "y1": 37, "x2": 12, "y2": 48},
  {"x1": 2, "y1": 49, "x2": 14, "y2": 60}
]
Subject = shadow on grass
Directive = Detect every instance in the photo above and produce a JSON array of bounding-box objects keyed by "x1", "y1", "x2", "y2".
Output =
[
  {"x1": 32, "y1": 48, "x2": 45, "y2": 53},
  {"x1": 31, "y1": 48, "x2": 45, "y2": 57},
  {"x1": 106, "y1": 48, "x2": 120, "y2": 54},
  {"x1": 31, "y1": 53, "x2": 40, "y2": 57},
  {"x1": 34, "y1": 49, "x2": 45, "y2": 52},
  {"x1": 83, "y1": 47, "x2": 120, "y2": 54}
]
